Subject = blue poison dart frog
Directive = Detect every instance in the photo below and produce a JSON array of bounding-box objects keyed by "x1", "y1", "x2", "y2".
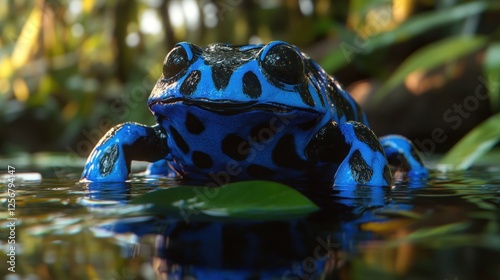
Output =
[{"x1": 81, "y1": 41, "x2": 428, "y2": 186}]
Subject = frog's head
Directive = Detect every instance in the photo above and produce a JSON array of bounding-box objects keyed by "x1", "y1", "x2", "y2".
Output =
[{"x1": 148, "y1": 41, "x2": 328, "y2": 119}]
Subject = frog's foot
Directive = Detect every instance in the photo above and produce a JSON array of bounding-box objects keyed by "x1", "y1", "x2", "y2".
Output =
[
  {"x1": 81, "y1": 140, "x2": 128, "y2": 182},
  {"x1": 334, "y1": 122, "x2": 393, "y2": 186},
  {"x1": 379, "y1": 135, "x2": 428, "y2": 182},
  {"x1": 308, "y1": 121, "x2": 392, "y2": 187},
  {"x1": 145, "y1": 159, "x2": 182, "y2": 178},
  {"x1": 81, "y1": 122, "x2": 169, "y2": 182}
]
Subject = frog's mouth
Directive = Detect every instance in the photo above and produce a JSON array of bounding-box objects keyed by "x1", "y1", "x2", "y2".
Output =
[{"x1": 149, "y1": 98, "x2": 321, "y2": 115}]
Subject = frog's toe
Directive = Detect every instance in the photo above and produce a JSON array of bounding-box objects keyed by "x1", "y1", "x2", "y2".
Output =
[
  {"x1": 380, "y1": 135, "x2": 428, "y2": 181},
  {"x1": 145, "y1": 159, "x2": 181, "y2": 178},
  {"x1": 407, "y1": 166, "x2": 429, "y2": 180}
]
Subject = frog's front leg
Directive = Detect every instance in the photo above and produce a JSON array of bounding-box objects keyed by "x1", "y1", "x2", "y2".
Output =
[
  {"x1": 81, "y1": 122, "x2": 169, "y2": 182},
  {"x1": 307, "y1": 121, "x2": 393, "y2": 186},
  {"x1": 379, "y1": 135, "x2": 428, "y2": 181}
]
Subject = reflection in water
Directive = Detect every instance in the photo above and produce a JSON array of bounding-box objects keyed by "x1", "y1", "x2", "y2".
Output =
[
  {"x1": 1, "y1": 170, "x2": 499, "y2": 279},
  {"x1": 82, "y1": 181, "x2": 410, "y2": 279}
]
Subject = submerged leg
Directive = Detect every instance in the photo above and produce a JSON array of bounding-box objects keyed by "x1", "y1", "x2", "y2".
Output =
[
  {"x1": 335, "y1": 122, "x2": 393, "y2": 186},
  {"x1": 145, "y1": 159, "x2": 181, "y2": 178},
  {"x1": 379, "y1": 135, "x2": 428, "y2": 181},
  {"x1": 81, "y1": 122, "x2": 169, "y2": 182}
]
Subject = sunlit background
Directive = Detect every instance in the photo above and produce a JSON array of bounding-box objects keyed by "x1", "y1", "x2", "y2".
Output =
[
  {"x1": 1, "y1": 2, "x2": 500, "y2": 279},
  {"x1": 1, "y1": 0, "x2": 499, "y2": 161}
]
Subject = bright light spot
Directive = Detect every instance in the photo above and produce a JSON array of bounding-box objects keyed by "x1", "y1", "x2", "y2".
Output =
[
  {"x1": 203, "y1": 3, "x2": 217, "y2": 15},
  {"x1": 248, "y1": 36, "x2": 262, "y2": 44},
  {"x1": 140, "y1": 9, "x2": 162, "y2": 34},
  {"x1": 347, "y1": 80, "x2": 372, "y2": 103},
  {"x1": 71, "y1": 23, "x2": 84, "y2": 37},
  {"x1": 168, "y1": 2, "x2": 185, "y2": 28},
  {"x1": 182, "y1": 0, "x2": 200, "y2": 30},
  {"x1": 405, "y1": 70, "x2": 445, "y2": 95},
  {"x1": 393, "y1": 0, "x2": 412, "y2": 22},
  {"x1": 365, "y1": 7, "x2": 392, "y2": 34},
  {"x1": 299, "y1": 0, "x2": 314, "y2": 16},
  {"x1": 203, "y1": 3, "x2": 218, "y2": 28},
  {"x1": 68, "y1": 0, "x2": 82, "y2": 17},
  {"x1": 126, "y1": 32, "x2": 140, "y2": 47},
  {"x1": 13, "y1": 78, "x2": 29, "y2": 102}
]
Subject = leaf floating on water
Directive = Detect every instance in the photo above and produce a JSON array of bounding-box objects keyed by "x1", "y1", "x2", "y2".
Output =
[
  {"x1": 130, "y1": 180, "x2": 319, "y2": 220},
  {"x1": 438, "y1": 113, "x2": 500, "y2": 170}
]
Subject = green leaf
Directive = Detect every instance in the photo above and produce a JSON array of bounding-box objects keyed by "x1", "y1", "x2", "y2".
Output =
[
  {"x1": 321, "y1": 2, "x2": 495, "y2": 73},
  {"x1": 130, "y1": 180, "x2": 319, "y2": 220},
  {"x1": 373, "y1": 36, "x2": 487, "y2": 104},
  {"x1": 483, "y1": 43, "x2": 500, "y2": 112},
  {"x1": 439, "y1": 113, "x2": 500, "y2": 170},
  {"x1": 364, "y1": 2, "x2": 493, "y2": 53}
]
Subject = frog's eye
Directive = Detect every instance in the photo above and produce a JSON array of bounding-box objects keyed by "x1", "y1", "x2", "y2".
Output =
[
  {"x1": 260, "y1": 42, "x2": 305, "y2": 85},
  {"x1": 163, "y1": 44, "x2": 191, "y2": 80}
]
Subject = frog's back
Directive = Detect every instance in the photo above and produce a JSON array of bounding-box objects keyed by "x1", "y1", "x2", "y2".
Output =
[{"x1": 304, "y1": 58, "x2": 369, "y2": 126}]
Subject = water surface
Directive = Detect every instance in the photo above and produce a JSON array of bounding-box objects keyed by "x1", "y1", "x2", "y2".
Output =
[{"x1": 1, "y1": 163, "x2": 500, "y2": 280}]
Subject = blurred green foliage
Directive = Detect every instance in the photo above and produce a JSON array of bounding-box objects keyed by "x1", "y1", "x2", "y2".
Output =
[{"x1": 1, "y1": 0, "x2": 500, "y2": 168}]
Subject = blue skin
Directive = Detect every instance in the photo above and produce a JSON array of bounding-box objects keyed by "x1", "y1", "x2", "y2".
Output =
[{"x1": 81, "y1": 41, "x2": 428, "y2": 186}]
